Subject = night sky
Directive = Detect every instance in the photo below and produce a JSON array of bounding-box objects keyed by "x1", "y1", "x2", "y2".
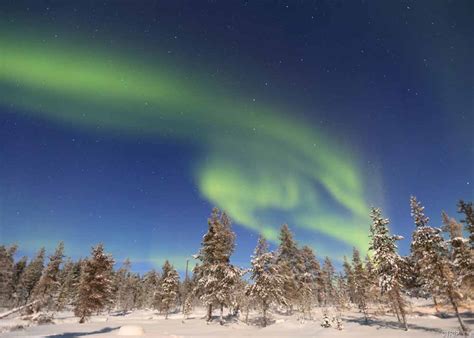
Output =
[{"x1": 1, "y1": 1, "x2": 472, "y2": 272}]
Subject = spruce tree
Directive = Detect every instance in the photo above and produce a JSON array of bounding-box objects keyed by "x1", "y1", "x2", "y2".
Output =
[
  {"x1": 275, "y1": 224, "x2": 300, "y2": 313},
  {"x1": 442, "y1": 212, "x2": 473, "y2": 291},
  {"x1": 180, "y1": 267, "x2": 195, "y2": 314},
  {"x1": 160, "y1": 260, "x2": 180, "y2": 319},
  {"x1": 57, "y1": 258, "x2": 81, "y2": 310},
  {"x1": 32, "y1": 242, "x2": 65, "y2": 310},
  {"x1": 297, "y1": 245, "x2": 319, "y2": 319},
  {"x1": 410, "y1": 196, "x2": 468, "y2": 334},
  {"x1": 139, "y1": 269, "x2": 159, "y2": 309},
  {"x1": 321, "y1": 256, "x2": 336, "y2": 305},
  {"x1": 154, "y1": 260, "x2": 171, "y2": 312},
  {"x1": 193, "y1": 208, "x2": 241, "y2": 323},
  {"x1": 369, "y1": 207, "x2": 408, "y2": 330},
  {"x1": 351, "y1": 248, "x2": 369, "y2": 323},
  {"x1": 458, "y1": 200, "x2": 474, "y2": 248},
  {"x1": 115, "y1": 258, "x2": 136, "y2": 314},
  {"x1": 0, "y1": 244, "x2": 17, "y2": 308},
  {"x1": 17, "y1": 248, "x2": 45, "y2": 305},
  {"x1": 74, "y1": 244, "x2": 114, "y2": 323},
  {"x1": 246, "y1": 236, "x2": 287, "y2": 327},
  {"x1": 182, "y1": 294, "x2": 193, "y2": 320},
  {"x1": 334, "y1": 273, "x2": 350, "y2": 310},
  {"x1": 11, "y1": 256, "x2": 28, "y2": 306},
  {"x1": 342, "y1": 256, "x2": 355, "y2": 304}
]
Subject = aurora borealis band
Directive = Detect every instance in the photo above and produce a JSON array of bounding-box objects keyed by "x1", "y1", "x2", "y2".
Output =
[{"x1": 1, "y1": 1, "x2": 472, "y2": 271}]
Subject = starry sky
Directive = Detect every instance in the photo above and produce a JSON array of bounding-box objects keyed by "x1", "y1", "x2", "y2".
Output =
[{"x1": 0, "y1": 1, "x2": 472, "y2": 272}]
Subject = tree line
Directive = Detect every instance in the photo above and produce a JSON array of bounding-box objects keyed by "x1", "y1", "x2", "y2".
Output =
[{"x1": 0, "y1": 198, "x2": 472, "y2": 334}]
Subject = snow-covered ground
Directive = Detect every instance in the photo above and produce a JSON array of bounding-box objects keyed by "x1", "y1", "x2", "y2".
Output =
[{"x1": 1, "y1": 302, "x2": 472, "y2": 337}]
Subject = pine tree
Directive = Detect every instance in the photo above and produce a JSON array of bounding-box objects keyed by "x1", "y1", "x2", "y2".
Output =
[
  {"x1": 410, "y1": 196, "x2": 468, "y2": 334},
  {"x1": 57, "y1": 258, "x2": 81, "y2": 310},
  {"x1": 11, "y1": 256, "x2": 28, "y2": 306},
  {"x1": 0, "y1": 244, "x2": 17, "y2": 308},
  {"x1": 154, "y1": 260, "x2": 171, "y2": 312},
  {"x1": 180, "y1": 266, "x2": 195, "y2": 314},
  {"x1": 246, "y1": 236, "x2": 287, "y2": 327},
  {"x1": 182, "y1": 295, "x2": 193, "y2": 320},
  {"x1": 458, "y1": 200, "x2": 474, "y2": 248},
  {"x1": 442, "y1": 212, "x2": 473, "y2": 292},
  {"x1": 32, "y1": 242, "x2": 65, "y2": 310},
  {"x1": 297, "y1": 246, "x2": 319, "y2": 319},
  {"x1": 74, "y1": 244, "x2": 114, "y2": 323},
  {"x1": 160, "y1": 261, "x2": 180, "y2": 319},
  {"x1": 352, "y1": 248, "x2": 369, "y2": 323},
  {"x1": 342, "y1": 256, "x2": 355, "y2": 304},
  {"x1": 17, "y1": 248, "x2": 45, "y2": 305},
  {"x1": 139, "y1": 269, "x2": 159, "y2": 309},
  {"x1": 334, "y1": 273, "x2": 350, "y2": 311},
  {"x1": 275, "y1": 224, "x2": 299, "y2": 313},
  {"x1": 115, "y1": 258, "x2": 136, "y2": 314},
  {"x1": 193, "y1": 208, "x2": 241, "y2": 323},
  {"x1": 321, "y1": 256, "x2": 336, "y2": 305},
  {"x1": 369, "y1": 207, "x2": 408, "y2": 330},
  {"x1": 363, "y1": 254, "x2": 380, "y2": 308}
]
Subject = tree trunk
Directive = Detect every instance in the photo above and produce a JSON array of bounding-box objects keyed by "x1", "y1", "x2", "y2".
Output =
[
  {"x1": 390, "y1": 293, "x2": 401, "y2": 323},
  {"x1": 207, "y1": 304, "x2": 212, "y2": 322},
  {"x1": 433, "y1": 296, "x2": 440, "y2": 313},
  {"x1": 394, "y1": 289, "x2": 408, "y2": 331},
  {"x1": 263, "y1": 304, "x2": 267, "y2": 327},
  {"x1": 0, "y1": 300, "x2": 40, "y2": 319},
  {"x1": 219, "y1": 304, "x2": 224, "y2": 325},
  {"x1": 398, "y1": 302, "x2": 408, "y2": 331},
  {"x1": 165, "y1": 308, "x2": 169, "y2": 319},
  {"x1": 448, "y1": 292, "x2": 468, "y2": 335}
]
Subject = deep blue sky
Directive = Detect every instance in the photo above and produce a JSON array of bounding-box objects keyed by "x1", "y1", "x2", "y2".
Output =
[{"x1": 0, "y1": 1, "x2": 472, "y2": 272}]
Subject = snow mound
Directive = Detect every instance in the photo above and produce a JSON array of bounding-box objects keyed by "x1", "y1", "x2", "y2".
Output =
[{"x1": 117, "y1": 325, "x2": 145, "y2": 336}]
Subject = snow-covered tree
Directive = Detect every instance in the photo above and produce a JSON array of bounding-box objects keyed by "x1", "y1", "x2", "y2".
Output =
[
  {"x1": 57, "y1": 258, "x2": 82, "y2": 310},
  {"x1": 11, "y1": 256, "x2": 27, "y2": 306},
  {"x1": 458, "y1": 200, "x2": 474, "y2": 248},
  {"x1": 159, "y1": 260, "x2": 180, "y2": 319},
  {"x1": 32, "y1": 242, "x2": 65, "y2": 310},
  {"x1": 139, "y1": 269, "x2": 159, "y2": 309},
  {"x1": 296, "y1": 245, "x2": 319, "y2": 319},
  {"x1": 364, "y1": 254, "x2": 378, "y2": 299},
  {"x1": 334, "y1": 273, "x2": 350, "y2": 311},
  {"x1": 193, "y1": 208, "x2": 242, "y2": 323},
  {"x1": 342, "y1": 256, "x2": 355, "y2": 304},
  {"x1": 182, "y1": 294, "x2": 193, "y2": 320},
  {"x1": 180, "y1": 267, "x2": 195, "y2": 313},
  {"x1": 74, "y1": 244, "x2": 115, "y2": 323},
  {"x1": 351, "y1": 248, "x2": 369, "y2": 323},
  {"x1": 320, "y1": 312, "x2": 331, "y2": 328},
  {"x1": 442, "y1": 212, "x2": 473, "y2": 291},
  {"x1": 17, "y1": 248, "x2": 45, "y2": 306},
  {"x1": 410, "y1": 196, "x2": 468, "y2": 334},
  {"x1": 334, "y1": 316, "x2": 344, "y2": 330},
  {"x1": 369, "y1": 207, "x2": 408, "y2": 330},
  {"x1": 154, "y1": 260, "x2": 171, "y2": 312},
  {"x1": 0, "y1": 244, "x2": 17, "y2": 308},
  {"x1": 321, "y1": 256, "x2": 336, "y2": 305},
  {"x1": 246, "y1": 236, "x2": 286, "y2": 327},
  {"x1": 275, "y1": 224, "x2": 300, "y2": 313},
  {"x1": 115, "y1": 258, "x2": 136, "y2": 314}
]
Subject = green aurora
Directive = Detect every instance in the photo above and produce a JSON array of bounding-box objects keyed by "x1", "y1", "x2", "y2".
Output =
[{"x1": 0, "y1": 29, "x2": 376, "y2": 258}]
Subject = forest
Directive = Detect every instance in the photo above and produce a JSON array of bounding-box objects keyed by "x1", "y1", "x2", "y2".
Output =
[{"x1": 0, "y1": 197, "x2": 472, "y2": 336}]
